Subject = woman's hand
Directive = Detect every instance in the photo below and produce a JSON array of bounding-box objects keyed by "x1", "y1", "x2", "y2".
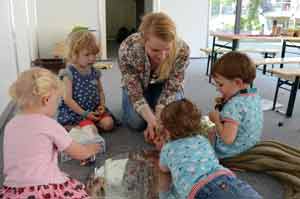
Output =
[
  {"x1": 141, "y1": 105, "x2": 159, "y2": 142},
  {"x1": 144, "y1": 116, "x2": 159, "y2": 143}
]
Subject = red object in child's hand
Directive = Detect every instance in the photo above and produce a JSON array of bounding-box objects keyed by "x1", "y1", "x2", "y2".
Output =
[{"x1": 79, "y1": 119, "x2": 95, "y2": 127}]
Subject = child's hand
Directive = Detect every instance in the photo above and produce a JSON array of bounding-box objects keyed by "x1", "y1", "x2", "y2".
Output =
[
  {"x1": 215, "y1": 96, "x2": 224, "y2": 104},
  {"x1": 214, "y1": 96, "x2": 224, "y2": 109},
  {"x1": 87, "y1": 112, "x2": 100, "y2": 121},
  {"x1": 97, "y1": 105, "x2": 105, "y2": 115},
  {"x1": 209, "y1": 111, "x2": 220, "y2": 124}
]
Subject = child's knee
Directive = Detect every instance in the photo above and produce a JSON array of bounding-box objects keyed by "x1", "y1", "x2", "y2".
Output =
[{"x1": 99, "y1": 117, "x2": 114, "y2": 131}]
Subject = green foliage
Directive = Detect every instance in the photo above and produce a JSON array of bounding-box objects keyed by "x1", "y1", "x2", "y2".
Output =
[
  {"x1": 72, "y1": 26, "x2": 89, "y2": 33},
  {"x1": 211, "y1": 0, "x2": 235, "y2": 16},
  {"x1": 240, "y1": 0, "x2": 262, "y2": 31}
]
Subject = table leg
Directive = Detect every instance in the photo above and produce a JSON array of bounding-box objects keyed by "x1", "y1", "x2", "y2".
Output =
[
  {"x1": 272, "y1": 78, "x2": 281, "y2": 111},
  {"x1": 286, "y1": 76, "x2": 300, "y2": 117},
  {"x1": 209, "y1": 36, "x2": 216, "y2": 83},
  {"x1": 280, "y1": 40, "x2": 286, "y2": 69},
  {"x1": 232, "y1": 39, "x2": 239, "y2": 51}
]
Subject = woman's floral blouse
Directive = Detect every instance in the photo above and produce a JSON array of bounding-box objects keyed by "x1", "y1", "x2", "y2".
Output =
[{"x1": 118, "y1": 32, "x2": 190, "y2": 114}]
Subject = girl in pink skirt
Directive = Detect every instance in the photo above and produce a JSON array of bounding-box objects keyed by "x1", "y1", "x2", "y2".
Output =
[{"x1": 0, "y1": 68, "x2": 101, "y2": 199}]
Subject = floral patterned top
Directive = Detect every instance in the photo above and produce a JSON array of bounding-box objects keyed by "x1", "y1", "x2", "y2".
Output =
[{"x1": 118, "y1": 32, "x2": 190, "y2": 113}]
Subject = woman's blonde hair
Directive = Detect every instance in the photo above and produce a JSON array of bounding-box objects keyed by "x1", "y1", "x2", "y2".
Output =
[
  {"x1": 9, "y1": 67, "x2": 63, "y2": 109},
  {"x1": 160, "y1": 99, "x2": 202, "y2": 140},
  {"x1": 66, "y1": 30, "x2": 100, "y2": 61},
  {"x1": 139, "y1": 12, "x2": 178, "y2": 80}
]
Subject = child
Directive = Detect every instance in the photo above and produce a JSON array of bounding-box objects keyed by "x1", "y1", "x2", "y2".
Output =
[
  {"x1": 159, "y1": 99, "x2": 262, "y2": 199},
  {"x1": 208, "y1": 52, "x2": 263, "y2": 159},
  {"x1": 0, "y1": 68, "x2": 101, "y2": 198},
  {"x1": 57, "y1": 30, "x2": 114, "y2": 131}
]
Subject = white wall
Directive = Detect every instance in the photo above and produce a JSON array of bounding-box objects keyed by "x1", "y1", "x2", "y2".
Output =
[
  {"x1": 0, "y1": 0, "x2": 18, "y2": 114},
  {"x1": 160, "y1": 0, "x2": 209, "y2": 57},
  {"x1": 36, "y1": 0, "x2": 99, "y2": 58},
  {"x1": 0, "y1": 0, "x2": 33, "y2": 116},
  {"x1": 12, "y1": 0, "x2": 32, "y2": 72},
  {"x1": 27, "y1": 0, "x2": 39, "y2": 60},
  {"x1": 106, "y1": 0, "x2": 136, "y2": 40}
]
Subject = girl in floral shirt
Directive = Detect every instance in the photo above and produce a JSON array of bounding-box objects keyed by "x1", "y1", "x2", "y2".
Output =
[{"x1": 118, "y1": 12, "x2": 190, "y2": 142}]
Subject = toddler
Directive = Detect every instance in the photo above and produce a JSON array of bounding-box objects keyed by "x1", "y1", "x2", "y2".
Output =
[{"x1": 0, "y1": 68, "x2": 100, "y2": 198}]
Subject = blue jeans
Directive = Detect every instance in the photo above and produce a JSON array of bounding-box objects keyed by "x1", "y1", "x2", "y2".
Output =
[
  {"x1": 122, "y1": 83, "x2": 184, "y2": 131},
  {"x1": 194, "y1": 175, "x2": 262, "y2": 199}
]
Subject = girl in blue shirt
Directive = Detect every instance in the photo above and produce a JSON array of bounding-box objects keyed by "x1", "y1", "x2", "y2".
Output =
[
  {"x1": 209, "y1": 52, "x2": 263, "y2": 159},
  {"x1": 159, "y1": 99, "x2": 261, "y2": 199}
]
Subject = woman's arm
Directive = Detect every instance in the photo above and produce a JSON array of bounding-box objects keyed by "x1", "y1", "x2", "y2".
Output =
[{"x1": 64, "y1": 141, "x2": 101, "y2": 160}]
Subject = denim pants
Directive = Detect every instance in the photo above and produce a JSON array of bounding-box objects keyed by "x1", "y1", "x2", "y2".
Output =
[
  {"x1": 194, "y1": 175, "x2": 262, "y2": 199},
  {"x1": 122, "y1": 83, "x2": 184, "y2": 131}
]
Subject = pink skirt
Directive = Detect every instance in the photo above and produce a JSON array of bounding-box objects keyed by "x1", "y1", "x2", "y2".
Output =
[{"x1": 0, "y1": 177, "x2": 90, "y2": 199}]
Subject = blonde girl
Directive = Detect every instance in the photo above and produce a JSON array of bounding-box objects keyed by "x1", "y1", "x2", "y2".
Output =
[
  {"x1": 57, "y1": 30, "x2": 114, "y2": 131},
  {"x1": 0, "y1": 68, "x2": 100, "y2": 198},
  {"x1": 118, "y1": 12, "x2": 190, "y2": 142}
]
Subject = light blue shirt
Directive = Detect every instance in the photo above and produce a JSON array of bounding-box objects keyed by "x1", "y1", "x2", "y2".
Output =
[
  {"x1": 160, "y1": 135, "x2": 226, "y2": 199},
  {"x1": 215, "y1": 88, "x2": 263, "y2": 159}
]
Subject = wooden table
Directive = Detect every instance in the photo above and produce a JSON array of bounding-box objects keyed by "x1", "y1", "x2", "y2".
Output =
[
  {"x1": 209, "y1": 32, "x2": 300, "y2": 77},
  {"x1": 86, "y1": 150, "x2": 176, "y2": 199},
  {"x1": 211, "y1": 33, "x2": 300, "y2": 51},
  {"x1": 210, "y1": 33, "x2": 300, "y2": 70}
]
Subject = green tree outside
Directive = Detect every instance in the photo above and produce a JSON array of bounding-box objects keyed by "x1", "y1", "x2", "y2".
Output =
[{"x1": 241, "y1": 0, "x2": 262, "y2": 31}]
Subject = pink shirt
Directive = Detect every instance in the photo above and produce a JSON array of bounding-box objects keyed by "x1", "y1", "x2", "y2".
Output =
[{"x1": 3, "y1": 114, "x2": 72, "y2": 187}]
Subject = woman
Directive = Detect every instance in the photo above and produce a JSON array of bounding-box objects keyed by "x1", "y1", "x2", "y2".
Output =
[{"x1": 118, "y1": 12, "x2": 190, "y2": 141}]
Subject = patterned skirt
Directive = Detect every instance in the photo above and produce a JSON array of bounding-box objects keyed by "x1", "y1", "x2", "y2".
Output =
[{"x1": 0, "y1": 178, "x2": 90, "y2": 199}]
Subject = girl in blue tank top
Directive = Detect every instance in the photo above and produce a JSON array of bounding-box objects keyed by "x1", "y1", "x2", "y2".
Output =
[{"x1": 57, "y1": 30, "x2": 114, "y2": 132}]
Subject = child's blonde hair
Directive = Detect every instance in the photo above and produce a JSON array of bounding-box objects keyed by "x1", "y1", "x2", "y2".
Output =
[
  {"x1": 139, "y1": 12, "x2": 178, "y2": 80},
  {"x1": 160, "y1": 99, "x2": 202, "y2": 140},
  {"x1": 9, "y1": 67, "x2": 62, "y2": 109},
  {"x1": 66, "y1": 30, "x2": 100, "y2": 61}
]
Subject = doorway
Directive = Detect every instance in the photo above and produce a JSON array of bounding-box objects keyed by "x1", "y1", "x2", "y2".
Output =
[{"x1": 104, "y1": 0, "x2": 155, "y2": 59}]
